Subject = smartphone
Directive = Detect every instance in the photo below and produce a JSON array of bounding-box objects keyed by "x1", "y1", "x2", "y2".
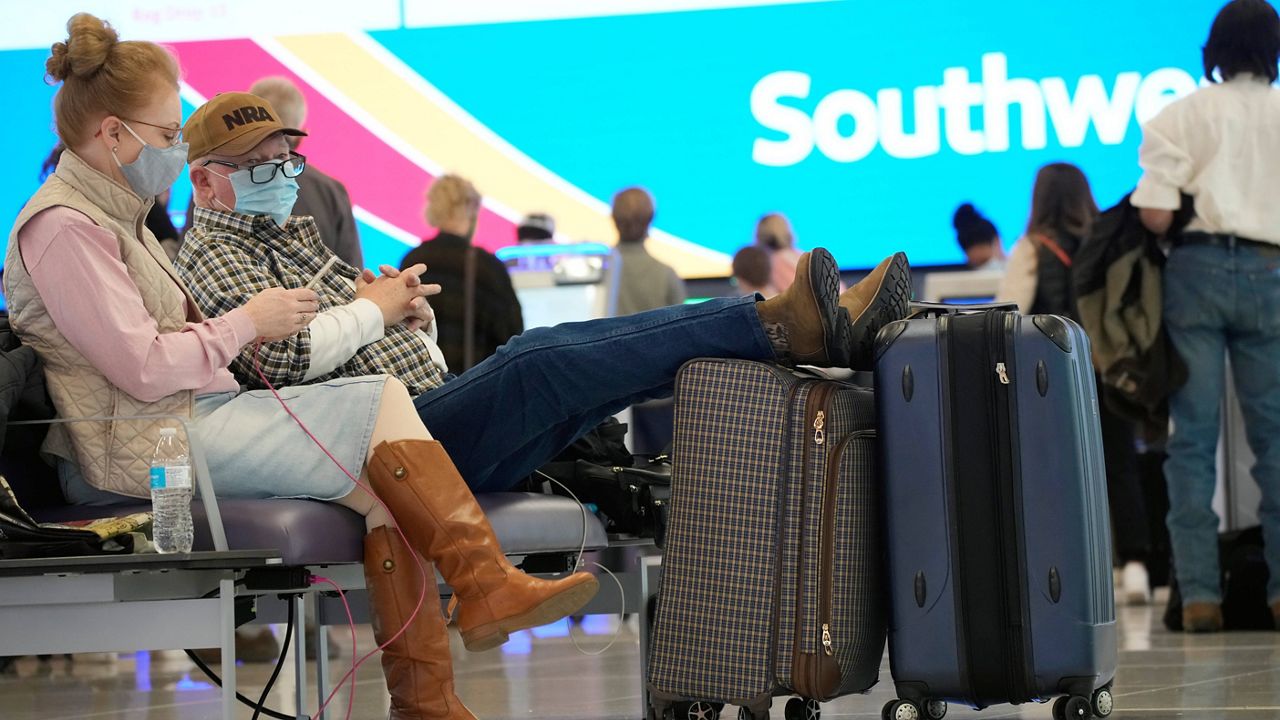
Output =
[{"x1": 305, "y1": 256, "x2": 339, "y2": 290}]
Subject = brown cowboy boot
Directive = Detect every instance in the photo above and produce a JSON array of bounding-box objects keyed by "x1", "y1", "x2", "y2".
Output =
[
  {"x1": 755, "y1": 247, "x2": 853, "y2": 367},
  {"x1": 838, "y1": 252, "x2": 912, "y2": 369},
  {"x1": 368, "y1": 440, "x2": 599, "y2": 652},
  {"x1": 364, "y1": 526, "x2": 477, "y2": 719}
]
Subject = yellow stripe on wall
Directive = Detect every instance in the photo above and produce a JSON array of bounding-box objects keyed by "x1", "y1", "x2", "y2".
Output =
[{"x1": 273, "y1": 33, "x2": 732, "y2": 277}]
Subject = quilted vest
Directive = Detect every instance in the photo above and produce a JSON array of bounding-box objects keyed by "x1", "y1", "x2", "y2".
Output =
[{"x1": 4, "y1": 151, "x2": 199, "y2": 498}]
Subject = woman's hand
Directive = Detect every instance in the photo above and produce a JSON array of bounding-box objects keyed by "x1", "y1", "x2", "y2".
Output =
[{"x1": 242, "y1": 287, "x2": 321, "y2": 341}]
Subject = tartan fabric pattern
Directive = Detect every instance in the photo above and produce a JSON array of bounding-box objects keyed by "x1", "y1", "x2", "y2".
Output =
[
  {"x1": 782, "y1": 384, "x2": 880, "y2": 688},
  {"x1": 650, "y1": 360, "x2": 790, "y2": 703},
  {"x1": 650, "y1": 359, "x2": 885, "y2": 705},
  {"x1": 831, "y1": 431, "x2": 886, "y2": 694},
  {"x1": 774, "y1": 384, "x2": 809, "y2": 687},
  {"x1": 177, "y1": 207, "x2": 446, "y2": 395}
]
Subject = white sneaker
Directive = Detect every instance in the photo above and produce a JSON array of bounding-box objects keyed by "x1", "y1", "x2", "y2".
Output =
[{"x1": 1121, "y1": 561, "x2": 1151, "y2": 606}]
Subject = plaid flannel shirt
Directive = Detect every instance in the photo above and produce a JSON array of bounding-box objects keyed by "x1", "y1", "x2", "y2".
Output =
[{"x1": 176, "y1": 207, "x2": 446, "y2": 395}]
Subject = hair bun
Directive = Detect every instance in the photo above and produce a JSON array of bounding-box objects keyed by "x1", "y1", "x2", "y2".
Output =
[
  {"x1": 46, "y1": 13, "x2": 118, "y2": 81},
  {"x1": 952, "y1": 203, "x2": 981, "y2": 230}
]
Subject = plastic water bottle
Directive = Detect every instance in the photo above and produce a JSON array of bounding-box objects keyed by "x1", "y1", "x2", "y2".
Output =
[{"x1": 150, "y1": 428, "x2": 193, "y2": 554}]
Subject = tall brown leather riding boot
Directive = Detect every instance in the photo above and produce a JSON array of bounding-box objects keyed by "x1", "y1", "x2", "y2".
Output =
[
  {"x1": 364, "y1": 526, "x2": 477, "y2": 720},
  {"x1": 368, "y1": 440, "x2": 600, "y2": 652}
]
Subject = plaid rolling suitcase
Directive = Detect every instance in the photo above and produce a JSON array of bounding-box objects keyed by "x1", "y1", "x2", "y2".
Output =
[
  {"x1": 647, "y1": 358, "x2": 885, "y2": 720},
  {"x1": 875, "y1": 306, "x2": 1118, "y2": 720}
]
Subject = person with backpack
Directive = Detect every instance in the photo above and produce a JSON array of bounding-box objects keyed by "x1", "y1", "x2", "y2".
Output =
[{"x1": 999, "y1": 162, "x2": 1155, "y2": 606}]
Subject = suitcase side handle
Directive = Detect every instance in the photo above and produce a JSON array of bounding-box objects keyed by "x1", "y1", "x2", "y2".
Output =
[{"x1": 909, "y1": 300, "x2": 1020, "y2": 318}]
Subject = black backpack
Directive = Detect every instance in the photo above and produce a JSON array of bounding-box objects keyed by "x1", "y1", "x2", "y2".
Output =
[{"x1": 527, "y1": 417, "x2": 672, "y2": 546}]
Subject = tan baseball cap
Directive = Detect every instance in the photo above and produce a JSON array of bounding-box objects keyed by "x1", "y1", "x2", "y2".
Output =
[{"x1": 183, "y1": 92, "x2": 307, "y2": 161}]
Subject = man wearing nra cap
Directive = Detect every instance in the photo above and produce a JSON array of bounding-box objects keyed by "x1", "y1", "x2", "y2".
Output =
[
  {"x1": 176, "y1": 92, "x2": 912, "y2": 497},
  {"x1": 179, "y1": 92, "x2": 446, "y2": 397}
]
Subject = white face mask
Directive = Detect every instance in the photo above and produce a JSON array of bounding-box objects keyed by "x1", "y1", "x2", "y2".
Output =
[{"x1": 113, "y1": 121, "x2": 188, "y2": 199}]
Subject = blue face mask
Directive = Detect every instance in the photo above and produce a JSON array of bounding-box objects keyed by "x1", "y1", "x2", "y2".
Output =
[
  {"x1": 113, "y1": 122, "x2": 188, "y2": 199},
  {"x1": 216, "y1": 166, "x2": 300, "y2": 227}
]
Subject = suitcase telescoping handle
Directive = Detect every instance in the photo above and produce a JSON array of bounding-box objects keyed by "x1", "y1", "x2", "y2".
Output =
[{"x1": 908, "y1": 300, "x2": 1020, "y2": 318}]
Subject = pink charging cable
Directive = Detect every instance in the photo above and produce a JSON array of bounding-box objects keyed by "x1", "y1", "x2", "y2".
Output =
[{"x1": 251, "y1": 341, "x2": 433, "y2": 720}]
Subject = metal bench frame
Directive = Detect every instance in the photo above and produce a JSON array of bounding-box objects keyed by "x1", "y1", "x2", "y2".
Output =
[{"x1": 0, "y1": 415, "x2": 652, "y2": 720}]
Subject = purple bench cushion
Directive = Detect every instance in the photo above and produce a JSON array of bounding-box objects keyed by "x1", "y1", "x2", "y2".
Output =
[{"x1": 33, "y1": 492, "x2": 607, "y2": 566}]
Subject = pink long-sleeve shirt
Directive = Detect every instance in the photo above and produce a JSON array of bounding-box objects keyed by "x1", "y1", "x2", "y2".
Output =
[{"x1": 16, "y1": 206, "x2": 256, "y2": 401}]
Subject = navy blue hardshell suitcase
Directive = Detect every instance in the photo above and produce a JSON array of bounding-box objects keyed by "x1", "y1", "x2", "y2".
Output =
[{"x1": 874, "y1": 307, "x2": 1118, "y2": 720}]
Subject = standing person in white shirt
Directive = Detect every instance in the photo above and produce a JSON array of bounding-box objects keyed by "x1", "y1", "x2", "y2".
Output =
[{"x1": 1132, "y1": 0, "x2": 1280, "y2": 633}]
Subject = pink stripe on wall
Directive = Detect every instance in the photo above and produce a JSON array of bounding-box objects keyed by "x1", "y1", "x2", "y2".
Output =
[{"x1": 171, "y1": 39, "x2": 515, "y2": 256}]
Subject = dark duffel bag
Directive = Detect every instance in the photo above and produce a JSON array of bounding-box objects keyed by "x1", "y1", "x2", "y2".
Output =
[
  {"x1": 1164, "y1": 526, "x2": 1272, "y2": 632},
  {"x1": 528, "y1": 416, "x2": 672, "y2": 542},
  {"x1": 536, "y1": 455, "x2": 671, "y2": 542}
]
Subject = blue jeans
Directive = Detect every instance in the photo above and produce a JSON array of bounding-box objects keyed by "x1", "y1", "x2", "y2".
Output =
[
  {"x1": 1163, "y1": 241, "x2": 1280, "y2": 604},
  {"x1": 415, "y1": 296, "x2": 774, "y2": 492}
]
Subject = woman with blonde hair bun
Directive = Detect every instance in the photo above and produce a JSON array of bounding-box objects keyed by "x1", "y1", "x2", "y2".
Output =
[{"x1": 9, "y1": 13, "x2": 595, "y2": 718}]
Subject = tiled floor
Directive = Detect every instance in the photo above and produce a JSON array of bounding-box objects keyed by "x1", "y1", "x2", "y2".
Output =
[{"x1": 5, "y1": 590, "x2": 1280, "y2": 720}]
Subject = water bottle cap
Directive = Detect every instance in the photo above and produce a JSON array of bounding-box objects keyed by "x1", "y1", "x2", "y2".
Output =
[{"x1": 159, "y1": 428, "x2": 178, "y2": 437}]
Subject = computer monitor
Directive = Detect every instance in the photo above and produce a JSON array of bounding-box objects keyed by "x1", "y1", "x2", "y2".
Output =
[
  {"x1": 499, "y1": 243, "x2": 619, "y2": 329},
  {"x1": 920, "y1": 269, "x2": 1005, "y2": 305}
]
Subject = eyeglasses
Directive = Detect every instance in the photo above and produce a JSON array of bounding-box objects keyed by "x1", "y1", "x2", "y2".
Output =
[
  {"x1": 117, "y1": 117, "x2": 183, "y2": 147},
  {"x1": 202, "y1": 152, "x2": 307, "y2": 184}
]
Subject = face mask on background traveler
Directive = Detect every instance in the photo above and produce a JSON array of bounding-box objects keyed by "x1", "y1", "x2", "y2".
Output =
[{"x1": 113, "y1": 121, "x2": 189, "y2": 199}]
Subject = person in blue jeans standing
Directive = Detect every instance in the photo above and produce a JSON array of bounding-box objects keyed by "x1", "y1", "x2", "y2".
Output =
[{"x1": 1133, "y1": 0, "x2": 1280, "y2": 632}]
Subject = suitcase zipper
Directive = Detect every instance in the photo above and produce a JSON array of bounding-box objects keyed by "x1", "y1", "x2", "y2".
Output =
[
  {"x1": 793, "y1": 381, "x2": 838, "y2": 699},
  {"x1": 988, "y1": 312, "x2": 1031, "y2": 703}
]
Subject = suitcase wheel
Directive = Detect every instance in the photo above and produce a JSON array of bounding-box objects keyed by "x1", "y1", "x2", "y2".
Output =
[
  {"x1": 1052, "y1": 695, "x2": 1093, "y2": 719},
  {"x1": 922, "y1": 700, "x2": 947, "y2": 720},
  {"x1": 1090, "y1": 687, "x2": 1114, "y2": 718},
  {"x1": 784, "y1": 697, "x2": 821, "y2": 720},
  {"x1": 736, "y1": 707, "x2": 768, "y2": 720},
  {"x1": 882, "y1": 700, "x2": 920, "y2": 720},
  {"x1": 675, "y1": 701, "x2": 722, "y2": 720}
]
